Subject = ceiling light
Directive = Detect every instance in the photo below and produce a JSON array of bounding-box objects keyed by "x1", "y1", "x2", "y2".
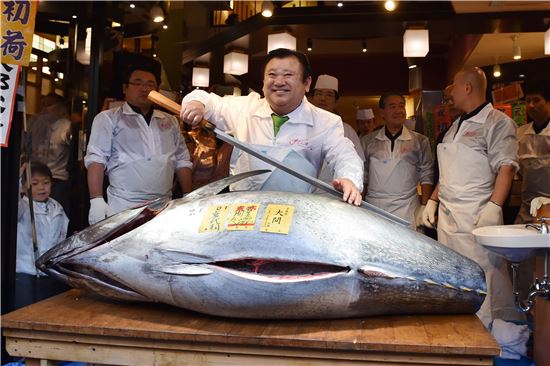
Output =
[
  {"x1": 407, "y1": 57, "x2": 417, "y2": 69},
  {"x1": 76, "y1": 27, "x2": 91, "y2": 65},
  {"x1": 384, "y1": 1, "x2": 397, "y2": 11},
  {"x1": 72, "y1": 15, "x2": 77, "y2": 19},
  {"x1": 307, "y1": 38, "x2": 312, "y2": 52},
  {"x1": 162, "y1": 24, "x2": 168, "y2": 29},
  {"x1": 153, "y1": 53, "x2": 157, "y2": 58},
  {"x1": 545, "y1": 28, "x2": 550, "y2": 55},
  {"x1": 267, "y1": 32, "x2": 296, "y2": 53},
  {"x1": 192, "y1": 67, "x2": 210, "y2": 88},
  {"x1": 223, "y1": 51, "x2": 249, "y2": 75},
  {"x1": 130, "y1": 3, "x2": 135, "y2": 9},
  {"x1": 261, "y1": 1, "x2": 274, "y2": 17},
  {"x1": 512, "y1": 35, "x2": 521, "y2": 60},
  {"x1": 493, "y1": 64, "x2": 501, "y2": 78},
  {"x1": 403, "y1": 29, "x2": 429, "y2": 57},
  {"x1": 519, "y1": 74, "x2": 525, "y2": 78},
  {"x1": 337, "y1": 2, "x2": 343, "y2": 7},
  {"x1": 150, "y1": 5, "x2": 164, "y2": 23},
  {"x1": 362, "y1": 39, "x2": 367, "y2": 53}
]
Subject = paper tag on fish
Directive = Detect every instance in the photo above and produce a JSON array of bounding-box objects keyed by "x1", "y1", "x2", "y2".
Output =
[
  {"x1": 199, "y1": 205, "x2": 231, "y2": 233},
  {"x1": 227, "y1": 203, "x2": 260, "y2": 231},
  {"x1": 260, "y1": 204, "x2": 294, "y2": 234}
]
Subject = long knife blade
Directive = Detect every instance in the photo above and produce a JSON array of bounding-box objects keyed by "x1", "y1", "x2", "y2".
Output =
[{"x1": 147, "y1": 90, "x2": 410, "y2": 227}]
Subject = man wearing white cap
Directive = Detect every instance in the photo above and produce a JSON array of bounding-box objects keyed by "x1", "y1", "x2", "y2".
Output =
[
  {"x1": 357, "y1": 108, "x2": 376, "y2": 138},
  {"x1": 311, "y1": 74, "x2": 365, "y2": 194}
]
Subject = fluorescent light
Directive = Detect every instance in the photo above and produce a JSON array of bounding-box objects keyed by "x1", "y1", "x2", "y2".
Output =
[
  {"x1": 223, "y1": 52, "x2": 249, "y2": 75},
  {"x1": 403, "y1": 29, "x2": 429, "y2": 57},
  {"x1": 261, "y1": 1, "x2": 273, "y2": 17},
  {"x1": 545, "y1": 28, "x2": 550, "y2": 55},
  {"x1": 267, "y1": 32, "x2": 296, "y2": 52},
  {"x1": 384, "y1": 1, "x2": 397, "y2": 11},
  {"x1": 512, "y1": 35, "x2": 521, "y2": 60},
  {"x1": 151, "y1": 5, "x2": 164, "y2": 23},
  {"x1": 493, "y1": 64, "x2": 501, "y2": 78},
  {"x1": 192, "y1": 67, "x2": 210, "y2": 88}
]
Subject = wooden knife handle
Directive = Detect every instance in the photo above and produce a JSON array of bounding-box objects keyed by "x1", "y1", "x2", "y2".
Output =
[
  {"x1": 147, "y1": 90, "x2": 181, "y2": 115},
  {"x1": 148, "y1": 90, "x2": 215, "y2": 131}
]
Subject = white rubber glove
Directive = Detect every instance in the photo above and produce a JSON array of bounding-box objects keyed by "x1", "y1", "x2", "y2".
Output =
[
  {"x1": 89, "y1": 197, "x2": 113, "y2": 225},
  {"x1": 530, "y1": 196, "x2": 550, "y2": 216},
  {"x1": 475, "y1": 201, "x2": 502, "y2": 228},
  {"x1": 422, "y1": 199, "x2": 438, "y2": 229},
  {"x1": 415, "y1": 205, "x2": 426, "y2": 228}
]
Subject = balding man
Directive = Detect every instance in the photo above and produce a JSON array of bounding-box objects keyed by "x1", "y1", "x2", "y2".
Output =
[{"x1": 422, "y1": 67, "x2": 521, "y2": 327}]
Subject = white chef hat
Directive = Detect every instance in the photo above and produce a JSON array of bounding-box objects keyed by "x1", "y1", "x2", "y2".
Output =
[
  {"x1": 314, "y1": 74, "x2": 338, "y2": 92},
  {"x1": 357, "y1": 108, "x2": 374, "y2": 120}
]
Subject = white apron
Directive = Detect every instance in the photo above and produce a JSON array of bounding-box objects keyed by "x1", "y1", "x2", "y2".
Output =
[
  {"x1": 230, "y1": 143, "x2": 316, "y2": 193},
  {"x1": 437, "y1": 142, "x2": 522, "y2": 327},
  {"x1": 107, "y1": 153, "x2": 174, "y2": 213},
  {"x1": 366, "y1": 156, "x2": 418, "y2": 226}
]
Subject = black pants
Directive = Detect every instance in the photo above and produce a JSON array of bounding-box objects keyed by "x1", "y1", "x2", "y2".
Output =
[{"x1": 14, "y1": 273, "x2": 70, "y2": 310}]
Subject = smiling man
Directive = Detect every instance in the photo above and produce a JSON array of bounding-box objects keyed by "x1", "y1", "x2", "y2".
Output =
[
  {"x1": 361, "y1": 93, "x2": 433, "y2": 229},
  {"x1": 180, "y1": 48, "x2": 363, "y2": 205}
]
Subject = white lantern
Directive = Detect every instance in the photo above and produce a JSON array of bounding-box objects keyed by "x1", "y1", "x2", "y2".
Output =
[
  {"x1": 545, "y1": 28, "x2": 550, "y2": 55},
  {"x1": 223, "y1": 52, "x2": 248, "y2": 75},
  {"x1": 267, "y1": 32, "x2": 296, "y2": 53},
  {"x1": 192, "y1": 67, "x2": 209, "y2": 88},
  {"x1": 403, "y1": 29, "x2": 429, "y2": 57},
  {"x1": 76, "y1": 27, "x2": 91, "y2": 65}
]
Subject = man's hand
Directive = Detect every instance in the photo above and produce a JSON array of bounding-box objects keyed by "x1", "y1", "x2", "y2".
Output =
[
  {"x1": 474, "y1": 201, "x2": 502, "y2": 228},
  {"x1": 333, "y1": 178, "x2": 362, "y2": 206},
  {"x1": 89, "y1": 197, "x2": 113, "y2": 225},
  {"x1": 422, "y1": 199, "x2": 438, "y2": 228},
  {"x1": 530, "y1": 196, "x2": 550, "y2": 216},
  {"x1": 415, "y1": 205, "x2": 426, "y2": 228},
  {"x1": 180, "y1": 101, "x2": 205, "y2": 126}
]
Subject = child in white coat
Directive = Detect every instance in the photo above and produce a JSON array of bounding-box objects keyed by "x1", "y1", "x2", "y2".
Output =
[{"x1": 15, "y1": 161, "x2": 69, "y2": 309}]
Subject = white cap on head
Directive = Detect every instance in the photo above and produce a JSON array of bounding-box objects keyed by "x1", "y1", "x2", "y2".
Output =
[
  {"x1": 357, "y1": 108, "x2": 374, "y2": 120},
  {"x1": 314, "y1": 74, "x2": 338, "y2": 92}
]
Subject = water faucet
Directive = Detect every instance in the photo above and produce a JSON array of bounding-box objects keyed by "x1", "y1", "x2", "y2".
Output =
[
  {"x1": 525, "y1": 217, "x2": 549, "y2": 234},
  {"x1": 540, "y1": 217, "x2": 549, "y2": 234}
]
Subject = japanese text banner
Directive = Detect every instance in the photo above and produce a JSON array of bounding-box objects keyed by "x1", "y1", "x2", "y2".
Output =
[{"x1": 1, "y1": 0, "x2": 38, "y2": 66}]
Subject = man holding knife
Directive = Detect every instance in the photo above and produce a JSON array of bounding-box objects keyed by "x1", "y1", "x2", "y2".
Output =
[{"x1": 179, "y1": 48, "x2": 363, "y2": 205}]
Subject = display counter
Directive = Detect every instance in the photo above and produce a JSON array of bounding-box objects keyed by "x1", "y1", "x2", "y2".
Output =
[{"x1": 3, "y1": 289, "x2": 499, "y2": 366}]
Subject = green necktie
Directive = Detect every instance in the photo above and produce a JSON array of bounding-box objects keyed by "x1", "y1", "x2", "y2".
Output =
[{"x1": 271, "y1": 113, "x2": 289, "y2": 136}]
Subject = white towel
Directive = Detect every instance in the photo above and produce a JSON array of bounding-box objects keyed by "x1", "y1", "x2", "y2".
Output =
[{"x1": 490, "y1": 319, "x2": 531, "y2": 360}]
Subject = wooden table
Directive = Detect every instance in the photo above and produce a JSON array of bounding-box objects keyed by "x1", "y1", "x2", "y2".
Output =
[{"x1": 3, "y1": 289, "x2": 499, "y2": 366}]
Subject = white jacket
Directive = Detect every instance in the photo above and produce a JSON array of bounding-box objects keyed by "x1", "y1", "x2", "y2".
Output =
[
  {"x1": 182, "y1": 91, "x2": 364, "y2": 192},
  {"x1": 17, "y1": 196, "x2": 68, "y2": 275},
  {"x1": 84, "y1": 103, "x2": 192, "y2": 212}
]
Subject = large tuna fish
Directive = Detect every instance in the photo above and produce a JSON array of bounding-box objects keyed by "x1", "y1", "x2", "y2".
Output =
[{"x1": 37, "y1": 171, "x2": 486, "y2": 319}]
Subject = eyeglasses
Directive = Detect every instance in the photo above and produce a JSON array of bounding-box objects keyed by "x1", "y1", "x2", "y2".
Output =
[{"x1": 127, "y1": 81, "x2": 157, "y2": 89}]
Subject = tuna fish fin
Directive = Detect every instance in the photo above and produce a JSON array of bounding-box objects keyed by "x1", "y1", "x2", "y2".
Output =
[
  {"x1": 159, "y1": 264, "x2": 213, "y2": 276},
  {"x1": 182, "y1": 170, "x2": 271, "y2": 201}
]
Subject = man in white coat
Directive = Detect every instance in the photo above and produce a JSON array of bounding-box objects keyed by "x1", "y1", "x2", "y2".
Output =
[
  {"x1": 357, "y1": 108, "x2": 376, "y2": 138},
  {"x1": 361, "y1": 93, "x2": 433, "y2": 229},
  {"x1": 179, "y1": 48, "x2": 363, "y2": 205},
  {"x1": 514, "y1": 80, "x2": 550, "y2": 224},
  {"x1": 422, "y1": 66, "x2": 523, "y2": 327},
  {"x1": 310, "y1": 74, "x2": 365, "y2": 196},
  {"x1": 85, "y1": 64, "x2": 193, "y2": 224}
]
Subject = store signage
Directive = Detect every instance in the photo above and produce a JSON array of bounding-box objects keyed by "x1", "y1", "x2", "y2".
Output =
[
  {"x1": 1, "y1": 0, "x2": 38, "y2": 66},
  {"x1": 0, "y1": 63, "x2": 21, "y2": 147}
]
